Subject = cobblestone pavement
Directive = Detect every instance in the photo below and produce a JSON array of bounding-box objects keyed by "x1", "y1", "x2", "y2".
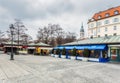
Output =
[{"x1": 0, "y1": 54, "x2": 120, "y2": 83}]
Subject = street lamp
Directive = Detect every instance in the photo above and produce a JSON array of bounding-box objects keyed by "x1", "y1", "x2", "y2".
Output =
[{"x1": 10, "y1": 24, "x2": 15, "y2": 60}]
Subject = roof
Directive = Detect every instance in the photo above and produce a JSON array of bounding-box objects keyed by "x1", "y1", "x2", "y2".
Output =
[
  {"x1": 63, "y1": 35, "x2": 120, "y2": 46},
  {"x1": 91, "y1": 6, "x2": 120, "y2": 21},
  {"x1": 28, "y1": 42, "x2": 51, "y2": 47},
  {"x1": 4, "y1": 41, "x2": 17, "y2": 45},
  {"x1": 35, "y1": 42, "x2": 50, "y2": 46}
]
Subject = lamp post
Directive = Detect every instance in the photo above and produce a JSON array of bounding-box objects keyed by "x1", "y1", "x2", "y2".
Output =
[{"x1": 10, "y1": 24, "x2": 15, "y2": 60}]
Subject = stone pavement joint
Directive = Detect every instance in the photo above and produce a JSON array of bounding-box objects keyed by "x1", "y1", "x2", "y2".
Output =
[{"x1": 0, "y1": 54, "x2": 120, "y2": 83}]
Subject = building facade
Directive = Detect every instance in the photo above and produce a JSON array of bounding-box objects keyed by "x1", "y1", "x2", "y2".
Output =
[
  {"x1": 52, "y1": 6, "x2": 120, "y2": 62},
  {"x1": 88, "y1": 6, "x2": 120, "y2": 38}
]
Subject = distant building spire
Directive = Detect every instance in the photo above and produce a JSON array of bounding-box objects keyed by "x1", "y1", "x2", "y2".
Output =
[{"x1": 80, "y1": 22, "x2": 84, "y2": 39}]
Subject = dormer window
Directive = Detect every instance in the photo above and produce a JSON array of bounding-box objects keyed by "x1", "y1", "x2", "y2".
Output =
[
  {"x1": 114, "y1": 10, "x2": 119, "y2": 15},
  {"x1": 91, "y1": 18, "x2": 94, "y2": 21},
  {"x1": 105, "y1": 13, "x2": 110, "y2": 17},
  {"x1": 98, "y1": 16, "x2": 101, "y2": 19}
]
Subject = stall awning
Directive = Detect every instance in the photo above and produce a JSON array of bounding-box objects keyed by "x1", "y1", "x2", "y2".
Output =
[
  {"x1": 75, "y1": 45, "x2": 107, "y2": 50},
  {"x1": 54, "y1": 45, "x2": 107, "y2": 50}
]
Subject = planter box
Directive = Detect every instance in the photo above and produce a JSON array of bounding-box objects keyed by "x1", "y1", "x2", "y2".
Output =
[
  {"x1": 88, "y1": 58, "x2": 99, "y2": 62},
  {"x1": 82, "y1": 57, "x2": 88, "y2": 61},
  {"x1": 61, "y1": 55, "x2": 66, "y2": 59},
  {"x1": 51, "y1": 54, "x2": 54, "y2": 57},
  {"x1": 99, "y1": 58, "x2": 109, "y2": 62},
  {"x1": 76, "y1": 56, "x2": 83, "y2": 60},
  {"x1": 67, "y1": 56, "x2": 71, "y2": 59},
  {"x1": 71, "y1": 56, "x2": 76, "y2": 60},
  {"x1": 54, "y1": 55, "x2": 59, "y2": 58}
]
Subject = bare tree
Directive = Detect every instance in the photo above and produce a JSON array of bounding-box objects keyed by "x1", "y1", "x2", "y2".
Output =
[
  {"x1": 13, "y1": 19, "x2": 27, "y2": 45},
  {"x1": 37, "y1": 24, "x2": 54, "y2": 44},
  {"x1": 37, "y1": 24, "x2": 77, "y2": 46},
  {"x1": 21, "y1": 34, "x2": 32, "y2": 45},
  {"x1": 43, "y1": 26, "x2": 51, "y2": 44},
  {"x1": 37, "y1": 28, "x2": 45, "y2": 42},
  {"x1": 64, "y1": 32, "x2": 76, "y2": 43},
  {"x1": 0, "y1": 30, "x2": 4, "y2": 44}
]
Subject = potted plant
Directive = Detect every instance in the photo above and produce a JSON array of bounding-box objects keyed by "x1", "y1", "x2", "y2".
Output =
[
  {"x1": 56, "y1": 48, "x2": 60, "y2": 57},
  {"x1": 83, "y1": 48, "x2": 90, "y2": 61},
  {"x1": 51, "y1": 49, "x2": 54, "y2": 57},
  {"x1": 61, "y1": 48, "x2": 66, "y2": 58},
  {"x1": 71, "y1": 48, "x2": 77, "y2": 60},
  {"x1": 55, "y1": 48, "x2": 60, "y2": 58},
  {"x1": 67, "y1": 50, "x2": 71, "y2": 59}
]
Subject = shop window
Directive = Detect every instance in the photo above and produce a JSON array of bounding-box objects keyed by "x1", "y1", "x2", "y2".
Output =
[
  {"x1": 78, "y1": 50, "x2": 83, "y2": 57},
  {"x1": 111, "y1": 49, "x2": 117, "y2": 60},
  {"x1": 89, "y1": 50, "x2": 100, "y2": 58},
  {"x1": 102, "y1": 51, "x2": 108, "y2": 58}
]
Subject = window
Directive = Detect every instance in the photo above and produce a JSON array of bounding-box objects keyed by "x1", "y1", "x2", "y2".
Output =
[
  {"x1": 98, "y1": 16, "x2": 101, "y2": 19},
  {"x1": 113, "y1": 33, "x2": 117, "y2": 36},
  {"x1": 114, "y1": 10, "x2": 119, "y2": 15},
  {"x1": 98, "y1": 35, "x2": 100, "y2": 37},
  {"x1": 90, "y1": 36, "x2": 93, "y2": 39},
  {"x1": 104, "y1": 20, "x2": 109, "y2": 24},
  {"x1": 91, "y1": 23, "x2": 94, "y2": 27},
  {"x1": 105, "y1": 13, "x2": 110, "y2": 17},
  {"x1": 94, "y1": 31, "x2": 96, "y2": 36},
  {"x1": 113, "y1": 18, "x2": 119, "y2": 22},
  {"x1": 91, "y1": 30, "x2": 93, "y2": 33},
  {"x1": 105, "y1": 27, "x2": 107, "y2": 32},
  {"x1": 105, "y1": 34, "x2": 108, "y2": 37},
  {"x1": 97, "y1": 22, "x2": 101, "y2": 26},
  {"x1": 113, "y1": 26, "x2": 117, "y2": 30},
  {"x1": 98, "y1": 28, "x2": 100, "y2": 32}
]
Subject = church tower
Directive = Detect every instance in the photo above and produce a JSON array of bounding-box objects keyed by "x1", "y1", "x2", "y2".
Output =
[{"x1": 80, "y1": 23, "x2": 84, "y2": 39}]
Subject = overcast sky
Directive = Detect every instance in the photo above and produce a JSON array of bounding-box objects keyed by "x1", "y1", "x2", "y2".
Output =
[{"x1": 0, "y1": 0, "x2": 120, "y2": 40}]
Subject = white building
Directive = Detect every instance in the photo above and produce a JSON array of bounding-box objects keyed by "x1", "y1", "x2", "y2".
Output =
[{"x1": 88, "y1": 6, "x2": 120, "y2": 38}]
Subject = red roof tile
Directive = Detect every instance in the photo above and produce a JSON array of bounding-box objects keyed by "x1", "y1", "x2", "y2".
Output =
[{"x1": 92, "y1": 6, "x2": 120, "y2": 20}]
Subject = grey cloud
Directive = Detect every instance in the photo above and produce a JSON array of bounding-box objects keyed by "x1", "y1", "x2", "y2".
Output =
[
  {"x1": 46, "y1": 0, "x2": 74, "y2": 16},
  {"x1": 0, "y1": 0, "x2": 120, "y2": 39},
  {"x1": 74, "y1": 0, "x2": 120, "y2": 17},
  {"x1": 0, "y1": 0, "x2": 74, "y2": 20}
]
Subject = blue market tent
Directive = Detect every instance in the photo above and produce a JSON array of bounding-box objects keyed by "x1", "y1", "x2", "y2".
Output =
[{"x1": 54, "y1": 44, "x2": 107, "y2": 50}]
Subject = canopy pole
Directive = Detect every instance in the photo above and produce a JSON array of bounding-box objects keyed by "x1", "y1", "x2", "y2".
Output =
[{"x1": 100, "y1": 50, "x2": 103, "y2": 58}]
